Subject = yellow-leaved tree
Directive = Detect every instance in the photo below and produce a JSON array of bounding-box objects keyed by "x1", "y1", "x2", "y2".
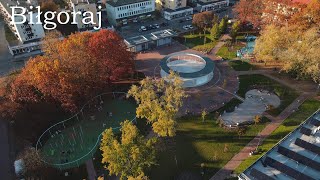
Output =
[
  {"x1": 127, "y1": 71, "x2": 187, "y2": 137},
  {"x1": 100, "y1": 120, "x2": 156, "y2": 180}
]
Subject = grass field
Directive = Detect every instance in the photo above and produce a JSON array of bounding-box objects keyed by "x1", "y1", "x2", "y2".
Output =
[
  {"x1": 228, "y1": 60, "x2": 253, "y2": 71},
  {"x1": 176, "y1": 33, "x2": 217, "y2": 53},
  {"x1": 39, "y1": 95, "x2": 136, "y2": 169},
  {"x1": 149, "y1": 99, "x2": 269, "y2": 179},
  {"x1": 234, "y1": 99, "x2": 320, "y2": 174},
  {"x1": 216, "y1": 44, "x2": 244, "y2": 60},
  {"x1": 237, "y1": 74, "x2": 299, "y2": 116}
]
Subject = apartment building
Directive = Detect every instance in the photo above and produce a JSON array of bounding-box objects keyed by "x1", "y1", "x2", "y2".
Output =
[
  {"x1": 240, "y1": 109, "x2": 320, "y2": 180},
  {"x1": 156, "y1": 0, "x2": 193, "y2": 20},
  {"x1": 106, "y1": 0, "x2": 155, "y2": 26},
  {"x1": 0, "y1": 0, "x2": 45, "y2": 43},
  {"x1": 69, "y1": 0, "x2": 100, "y2": 31},
  {"x1": 196, "y1": 0, "x2": 229, "y2": 12}
]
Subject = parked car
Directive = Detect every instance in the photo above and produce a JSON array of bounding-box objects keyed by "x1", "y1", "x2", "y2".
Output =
[
  {"x1": 186, "y1": 16, "x2": 192, "y2": 21},
  {"x1": 186, "y1": 25, "x2": 193, "y2": 29},
  {"x1": 154, "y1": 24, "x2": 160, "y2": 28},
  {"x1": 183, "y1": 25, "x2": 189, "y2": 30},
  {"x1": 139, "y1": 26, "x2": 147, "y2": 32}
]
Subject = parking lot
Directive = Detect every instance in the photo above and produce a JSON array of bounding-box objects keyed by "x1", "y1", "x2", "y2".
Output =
[{"x1": 118, "y1": 5, "x2": 234, "y2": 39}]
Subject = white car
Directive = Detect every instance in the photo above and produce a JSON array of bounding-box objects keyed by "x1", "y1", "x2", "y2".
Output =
[
  {"x1": 186, "y1": 16, "x2": 193, "y2": 21},
  {"x1": 140, "y1": 26, "x2": 147, "y2": 31}
]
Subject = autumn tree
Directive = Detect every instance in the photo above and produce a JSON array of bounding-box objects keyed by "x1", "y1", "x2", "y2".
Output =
[
  {"x1": 233, "y1": 0, "x2": 264, "y2": 28},
  {"x1": 230, "y1": 21, "x2": 241, "y2": 42},
  {"x1": 237, "y1": 127, "x2": 246, "y2": 139},
  {"x1": 289, "y1": 0, "x2": 320, "y2": 30},
  {"x1": 10, "y1": 30, "x2": 135, "y2": 111},
  {"x1": 100, "y1": 120, "x2": 156, "y2": 180},
  {"x1": 192, "y1": 11, "x2": 216, "y2": 30},
  {"x1": 219, "y1": 17, "x2": 228, "y2": 34},
  {"x1": 40, "y1": 0, "x2": 59, "y2": 12},
  {"x1": 254, "y1": 25, "x2": 288, "y2": 64},
  {"x1": 254, "y1": 25, "x2": 320, "y2": 83},
  {"x1": 253, "y1": 115, "x2": 262, "y2": 125},
  {"x1": 17, "y1": 147, "x2": 46, "y2": 178},
  {"x1": 201, "y1": 109, "x2": 207, "y2": 123},
  {"x1": 127, "y1": 71, "x2": 187, "y2": 137},
  {"x1": 210, "y1": 23, "x2": 220, "y2": 40}
]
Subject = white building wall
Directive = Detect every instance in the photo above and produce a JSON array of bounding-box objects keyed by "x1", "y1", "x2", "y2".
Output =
[
  {"x1": 12, "y1": 13, "x2": 45, "y2": 43},
  {"x1": 106, "y1": 0, "x2": 155, "y2": 25}
]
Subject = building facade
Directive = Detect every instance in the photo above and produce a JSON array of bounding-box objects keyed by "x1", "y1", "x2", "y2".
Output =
[
  {"x1": 106, "y1": 0, "x2": 155, "y2": 26},
  {"x1": 69, "y1": 0, "x2": 100, "y2": 31},
  {"x1": 125, "y1": 29, "x2": 176, "y2": 52},
  {"x1": 197, "y1": 0, "x2": 229, "y2": 12},
  {"x1": 156, "y1": 0, "x2": 193, "y2": 20},
  {"x1": 0, "y1": 0, "x2": 45, "y2": 43}
]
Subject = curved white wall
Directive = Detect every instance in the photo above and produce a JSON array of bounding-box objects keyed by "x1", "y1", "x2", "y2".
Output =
[{"x1": 161, "y1": 70, "x2": 214, "y2": 88}]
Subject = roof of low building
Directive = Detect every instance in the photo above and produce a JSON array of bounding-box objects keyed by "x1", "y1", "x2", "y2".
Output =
[
  {"x1": 240, "y1": 110, "x2": 320, "y2": 180},
  {"x1": 106, "y1": 0, "x2": 150, "y2": 7}
]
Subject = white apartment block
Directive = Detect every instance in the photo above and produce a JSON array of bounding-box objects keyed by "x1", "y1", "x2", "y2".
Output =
[
  {"x1": 106, "y1": 0, "x2": 155, "y2": 26},
  {"x1": 156, "y1": 0, "x2": 193, "y2": 20},
  {"x1": 0, "y1": 0, "x2": 45, "y2": 43},
  {"x1": 69, "y1": 0, "x2": 100, "y2": 31},
  {"x1": 197, "y1": 0, "x2": 229, "y2": 12},
  {"x1": 156, "y1": 0, "x2": 187, "y2": 10}
]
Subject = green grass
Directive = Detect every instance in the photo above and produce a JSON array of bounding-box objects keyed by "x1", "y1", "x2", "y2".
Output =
[
  {"x1": 238, "y1": 74, "x2": 299, "y2": 116},
  {"x1": 234, "y1": 99, "x2": 320, "y2": 174},
  {"x1": 176, "y1": 33, "x2": 217, "y2": 53},
  {"x1": 39, "y1": 97, "x2": 136, "y2": 169},
  {"x1": 216, "y1": 44, "x2": 244, "y2": 59},
  {"x1": 149, "y1": 109, "x2": 269, "y2": 179},
  {"x1": 228, "y1": 60, "x2": 253, "y2": 71}
]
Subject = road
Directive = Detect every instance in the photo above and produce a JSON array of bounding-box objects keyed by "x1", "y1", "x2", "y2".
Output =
[
  {"x1": 0, "y1": 19, "x2": 24, "y2": 77},
  {"x1": 0, "y1": 119, "x2": 13, "y2": 180}
]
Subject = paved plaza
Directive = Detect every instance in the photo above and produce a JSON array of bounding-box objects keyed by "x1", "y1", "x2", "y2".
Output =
[
  {"x1": 135, "y1": 43, "x2": 239, "y2": 115},
  {"x1": 221, "y1": 89, "x2": 281, "y2": 126}
]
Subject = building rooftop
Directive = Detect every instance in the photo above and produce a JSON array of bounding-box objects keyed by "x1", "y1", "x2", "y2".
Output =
[
  {"x1": 240, "y1": 110, "x2": 320, "y2": 180},
  {"x1": 106, "y1": 0, "x2": 150, "y2": 7},
  {"x1": 197, "y1": 0, "x2": 228, "y2": 6},
  {"x1": 0, "y1": 0, "x2": 35, "y2": 14},
  {"x1": 125, "y1": 29, "x2": 176, "y2": 46},
  {"x1": 163, "y1": 6, "x2": 193, "y2": 13}
]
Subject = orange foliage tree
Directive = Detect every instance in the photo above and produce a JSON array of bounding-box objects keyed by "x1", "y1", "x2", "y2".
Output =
[{"x1": 10, "y1": 30, "x2": 135, "y2": 111}]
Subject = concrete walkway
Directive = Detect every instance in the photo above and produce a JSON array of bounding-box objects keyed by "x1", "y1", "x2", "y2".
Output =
[
  {"x1": 210, "y1": 92, "x2": 314, "y2": 180},
  {"x1": 85, "y1": 159, "x2": 97, "y2": 180}
]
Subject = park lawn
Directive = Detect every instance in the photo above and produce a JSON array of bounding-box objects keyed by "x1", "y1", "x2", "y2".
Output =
[
  {"x1": 149, "y1": 99, "x2": 269, "y2": 180},
  {"x1": 234, "y1": 99, "x2": 320, "y2": 174},
  {"x1": 216, "y1": 44, "x2": 244, "y2": 60},
  {"x1": 237, "y1": 74, "x2": 299, "y2": 116},
  {"x1": 228, "y1": 60, "x2": 254, "y2": 71},
  {"x1": 176, "y1": 33, "x2": 217, "y2": 53}
]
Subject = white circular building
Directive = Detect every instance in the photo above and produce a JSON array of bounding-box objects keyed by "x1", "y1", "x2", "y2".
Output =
[{"x1": 160, "y1": 53, "x2": 214, "y2": 88}]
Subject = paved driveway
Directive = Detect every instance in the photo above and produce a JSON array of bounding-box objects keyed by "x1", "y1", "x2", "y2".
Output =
[{"x1": 0, "y1": 120, "x2": 13, "y2": 180}]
